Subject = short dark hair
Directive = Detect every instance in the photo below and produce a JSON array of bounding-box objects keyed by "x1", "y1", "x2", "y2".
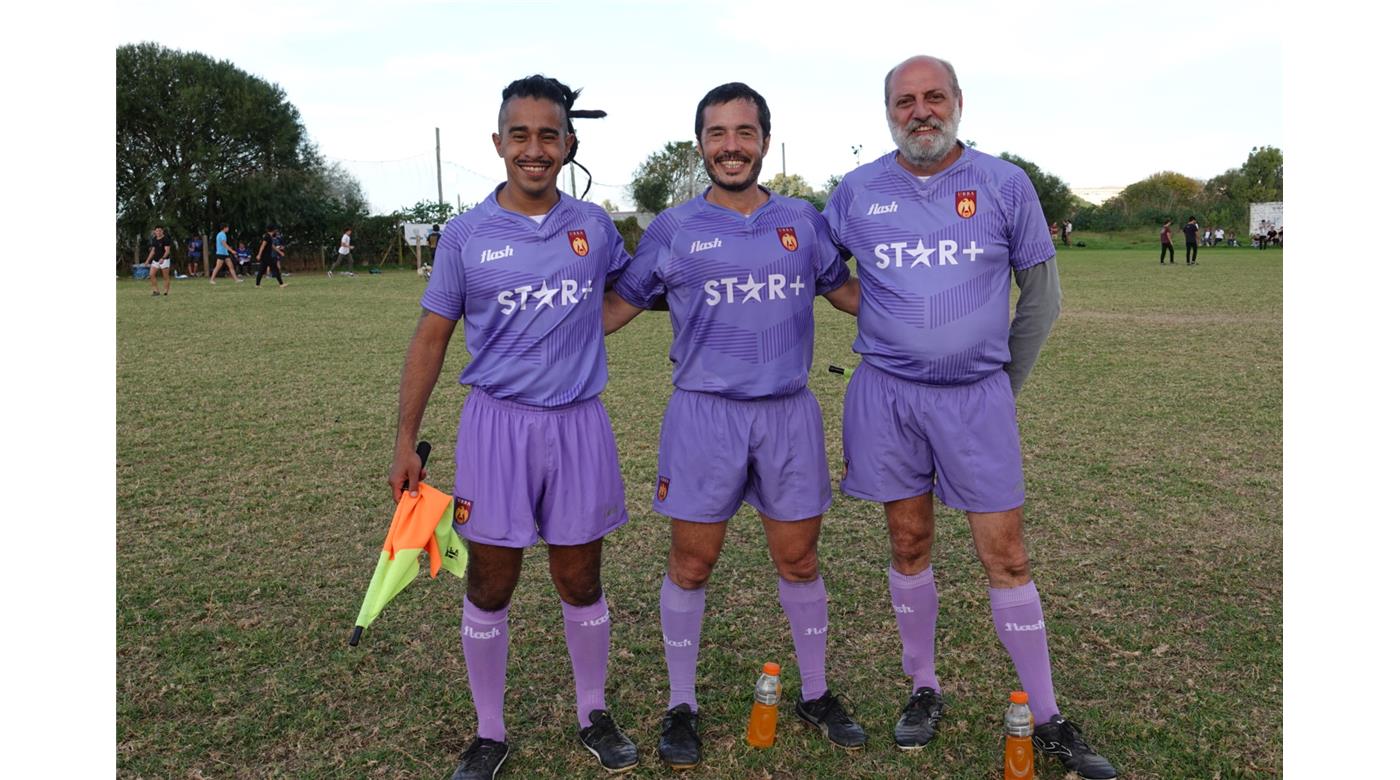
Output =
[{"x1": 694, "y1": 82, "x2": 771, "y2": 139}]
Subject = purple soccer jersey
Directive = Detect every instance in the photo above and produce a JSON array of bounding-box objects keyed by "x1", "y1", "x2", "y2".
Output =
[
  {"x1": 823, "y1": 147, "x2": 1055, "y2": 386},
  {"x1": 613, "y1": 190, "x2": 850, "y2": 399},
  {"x1": 422, "y1": 188, "x2": 630, "y2": 407}
]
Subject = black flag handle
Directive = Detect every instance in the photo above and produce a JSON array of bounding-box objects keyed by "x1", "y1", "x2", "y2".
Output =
[
  {"x1": 402, "y1": 441, "x2": 432, "y2": 491},
  {"x1": 350, "y1": 440, "x2": 432, "y2": 647}
]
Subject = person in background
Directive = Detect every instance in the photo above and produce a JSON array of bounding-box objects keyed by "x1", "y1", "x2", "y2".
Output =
[
  {"x1": 145, "y1": 226, "x2": 173, "y2": 296},
  {"x1": 255, "y1": 225, "x2": 287, "y2": 288},
  {"x1": 327, "y1": 227, "x2": 356, "y2": 276},
  {"x1": 1183, "y1": 216, "x2": 1200, "y2": 265},
  {"x1": 210, "y1": 222, "x2": 242, "y2": 283}
]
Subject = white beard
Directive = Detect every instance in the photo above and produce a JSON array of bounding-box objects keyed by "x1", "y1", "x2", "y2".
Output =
[{"x1": 889, "y1": 103, "x2": 961, "y2": 168}]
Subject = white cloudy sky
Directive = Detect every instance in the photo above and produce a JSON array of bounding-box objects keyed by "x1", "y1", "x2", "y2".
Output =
[{"x1": 114, "y1": 0, "x2": 1281, "y2": 213}]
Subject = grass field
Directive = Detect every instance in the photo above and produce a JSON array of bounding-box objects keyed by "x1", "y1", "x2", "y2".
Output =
[{"x1": 116, "y1": 246, "x2": 1282, "y2": 779}]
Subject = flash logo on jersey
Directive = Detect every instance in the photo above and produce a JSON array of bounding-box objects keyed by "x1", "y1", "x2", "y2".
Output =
[
  {"x1": 777, "y1": 226, "x2": 799, "y2": 252},
  {"x1": 956, "y1": 190, "x2": 977, "y2": 219},
  {"x1": 568, "y1": 230, "x2": 589, "y2": 256},
  {"x1": 657, "y1": 477, "x2": 670, "y2": 502},
  {"x1": 454, "y1": 497, "x2": 473, "y2": 525}
]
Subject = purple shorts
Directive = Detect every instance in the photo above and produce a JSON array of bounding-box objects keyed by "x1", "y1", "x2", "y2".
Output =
[
  {"x1": 653, "y1": 388, "x2": 833, "y2": 522},
  {"x1": 453, "y1": 391, "x2": 628, "y2": 548},
  {"x1": 840, "y1": 364, "x2": 1025, "y2": 513}
]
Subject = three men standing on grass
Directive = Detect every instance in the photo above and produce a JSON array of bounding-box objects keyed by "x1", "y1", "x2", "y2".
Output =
[{"x1": 386, "y1": 57, "x2": 1117, "y2": 780}]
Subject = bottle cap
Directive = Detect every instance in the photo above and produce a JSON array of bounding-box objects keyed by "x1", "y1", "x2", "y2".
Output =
[
  {"x1": 763, "y1": 662, "x2": 781, "y2": 676},
  {"x1": 1009, "y1": 691, "x2": 1029, "y2": 704}
]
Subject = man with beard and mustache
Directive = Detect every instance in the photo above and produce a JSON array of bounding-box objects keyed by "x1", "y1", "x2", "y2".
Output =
[
  {"x1": 822, "y1": 56, "x2": 1118, "y2": 779},
  {"x1": 388, "y1": 74, "x2": 638, "y2": 780},
  {"x1": 602, "y1": 82, "x2": 864, "y2": 769}
]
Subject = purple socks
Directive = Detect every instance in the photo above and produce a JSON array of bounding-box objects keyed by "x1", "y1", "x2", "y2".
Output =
[
  {"x1": 989, "y1": 581, "x2": 1060, "y2": 724},
  {"x1": 461, "y1": 597, "x2": 510, "y2": 741},
  {"x1": 561, "y1": 595, "x2": 612, "y2": 728},
  {"x1": 777, "y1": 576, "x2": 830, "y2": 702},
  {"x1": 659, "y1": 575, "x2": 706, "y2": 710},
  {"x1": 888, "y1": 566, "x2": 942, "y2": 693}
]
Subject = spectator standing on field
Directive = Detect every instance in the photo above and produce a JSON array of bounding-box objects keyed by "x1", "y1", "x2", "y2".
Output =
[
  {"x1": 211, "y1": 222, "x2": 243, "y2": 283},
  {"x1": 1160, "y1": 219, "x2": 1174, "y2": 264},
  {"x1": 427, "y1": 223, "x2": 442, "y2": 264},
  {"x1": 1060, "y1": 219, "x2": 1072, "y2": 247},
  {"x1": 1183, "y1": 216, "x2": 1200, "y2": 265},
  {"x1": 146, "y1": 226, "x2": 173, "y2": 296},
  {"x1": 327, "y1": 227, "x2": 356, "y2": 276},
  {"x1": 1214, "y1": 226, "x2": 1225, "y2": 246},
  {"x1": 255, "y1": 224, "x2": 287, "y2": 288},
  {"x1": 185, "y1": 234, "x2": 203, "y2": 279}
]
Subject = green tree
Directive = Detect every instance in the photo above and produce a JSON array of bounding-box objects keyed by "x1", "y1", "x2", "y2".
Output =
[
  {"x1": 399, "y1": 199, "x2": 461, "y2": 226},
  {"x1": 1100, "y1": 171, "x2": 1204, "y2": 226},
  {"x1": 763, "y1": 172, "x2": 826, "y2": 210},
  {"x1": 613, "y1": 217, "x2": 643, "y2": 254},
  {"x1": 117, "y1": 42, "x2": 368, "y2": 264},
  {"x1": 998, "y1": 153, "x2": 1075, "y2": 223},
  {"x1": 1239, "y1": 145, "x2": 1284, "y2": 203},
  {"x1": 629, "y1": 141, "x2": 706, "y2": 214}
]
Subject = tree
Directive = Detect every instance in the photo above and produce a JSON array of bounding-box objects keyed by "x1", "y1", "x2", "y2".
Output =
[
  {"x1": 762, "y1": 173, "x2": 826, "y2": 210},
  {"x1": 629, "y1": 141, "x2": 706, "y2": 214},
  {"x1": 1102, "y1": 171, "x2": 1204, "y2": 226},
  {"x1": 998, "y1": 153, "x2": 1074, "y2": 223},
  {"x1": 399, "y1": 199, "x2": 461, "y2": 226},
  {"x1": 116, "y1": 42, "x2": 369, "y2": 264},
  {"x1": 1239, "y1": 145, "x2": 1283, "y2": 203},
  {"x1": 600, "y1": 198, "x2": 619, "y2": 214}
]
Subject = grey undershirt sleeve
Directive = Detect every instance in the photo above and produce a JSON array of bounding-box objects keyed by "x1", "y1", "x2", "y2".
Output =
[{"x1": 1005, "y1": 256, "x2": 1062, "y2": 396}]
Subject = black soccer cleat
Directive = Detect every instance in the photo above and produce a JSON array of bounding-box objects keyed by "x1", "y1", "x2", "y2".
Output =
[
  {"x1": 1033, "y1": 714, "x2": 1118, "y2": 779},
  {"x1": 450, "y1": 737, "x2": 510, "y2": 780},
  {"x1": 657, "y1": 703, "x2": 702, "y2": 769},
  {"x1": 893, "y1": 686, "x2": 945, "y2": 751},
  {"x1": 795, "y1": 690, "x2": 868, "y2": 750},
  {"x1": 579, "y1": 709, "x2": 639, "y2": 773}
]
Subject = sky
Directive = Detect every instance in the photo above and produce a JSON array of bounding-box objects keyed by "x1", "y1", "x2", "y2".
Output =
[{"x1": 112, "y1": 0, "x2": 1282, "y2": 214}]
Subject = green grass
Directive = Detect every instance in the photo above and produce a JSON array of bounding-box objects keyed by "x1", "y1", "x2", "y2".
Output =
[{"x1": 117, "y1": 249, "x2": 1281, "y2": 779}]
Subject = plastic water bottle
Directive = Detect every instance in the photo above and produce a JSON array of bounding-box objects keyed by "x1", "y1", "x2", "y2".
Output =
[
  {"x1": 745, "y1": 662, "x2": 782, "y2": 748},
  {"x1": 1003, "y1": 690, "x2": 1034, "y2": 779}
]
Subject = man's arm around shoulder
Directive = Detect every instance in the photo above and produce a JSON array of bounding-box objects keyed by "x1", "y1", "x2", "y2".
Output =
[{"x1": 822, "y1": 276, "x2": 861, "y2": 316}]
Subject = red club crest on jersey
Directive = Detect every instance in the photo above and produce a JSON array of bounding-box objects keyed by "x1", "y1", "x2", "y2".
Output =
[
  {"x1": 568, "y1": 230, "x2": 589, "y2": 256},
  {"x1": 777, "y1": 226, "x2": 799, "y2": 252},
  {"x1": 956, "y1": 190, "x2": 977, "y2": 219},
  {"x1": 657, "y1": 477, "x2": 670, "y2": 502},
  {"x1": 454, "y1": 497, "x2": 473, "y2": 525}
]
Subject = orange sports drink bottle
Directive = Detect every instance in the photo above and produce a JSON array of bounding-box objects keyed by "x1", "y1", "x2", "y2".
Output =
[
  {"x1": 745, "y1": 662, "x2": 782, "y2": 748},
  {"x1": 1004, "y1": 690, "x2": 1034, "y2": 779}
]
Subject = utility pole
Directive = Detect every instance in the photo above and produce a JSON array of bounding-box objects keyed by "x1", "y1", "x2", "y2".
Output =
[
  {"x1": 435, "y1": 127, "x2": 444, "y2": 206},
  {"x1": 570, "y1": 163, "x2": 577, "y2": 198},
  {"x1": 782, "y1": 143, "x2": 786, "y2": 177}
]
